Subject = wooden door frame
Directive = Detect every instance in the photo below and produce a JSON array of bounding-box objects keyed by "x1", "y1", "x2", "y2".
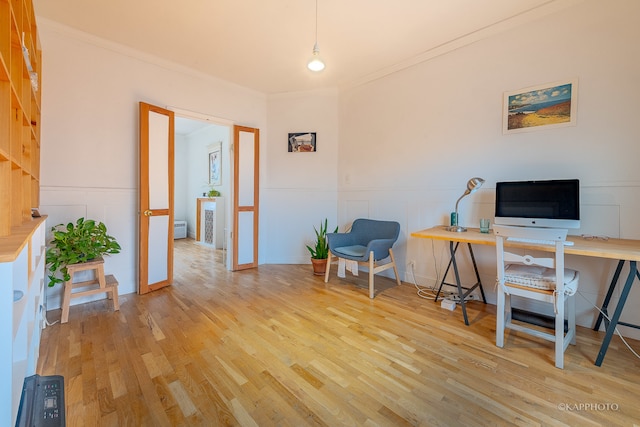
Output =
[
  {"x1": 138, "y1": 102, "x2": 174, "y2": 294},
  {"x1": 232, "y1": 125, "x2": 259, "y2": 270}
]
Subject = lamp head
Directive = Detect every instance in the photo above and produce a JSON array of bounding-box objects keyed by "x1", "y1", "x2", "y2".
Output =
[{"x1": 466, "y1": 177, "x2": 485, "y2": 195}]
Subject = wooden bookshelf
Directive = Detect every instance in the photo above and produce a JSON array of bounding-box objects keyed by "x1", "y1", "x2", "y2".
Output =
[{"x1": 0, "y1": 0, "x2": 41, "y2": 238}]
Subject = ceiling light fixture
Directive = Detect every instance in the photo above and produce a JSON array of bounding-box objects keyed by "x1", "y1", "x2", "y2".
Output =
[{"x1": 307, "y1": 0, "x2": 325, "y2": 72}]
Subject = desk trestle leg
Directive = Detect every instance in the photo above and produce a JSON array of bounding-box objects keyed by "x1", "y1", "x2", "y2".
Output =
[
  {"x1": 435, "y1": 241, "x2": 487, "y2": 326},
  {"x1": 593, "y1": 260, "x2": 640, "y2": 366}
]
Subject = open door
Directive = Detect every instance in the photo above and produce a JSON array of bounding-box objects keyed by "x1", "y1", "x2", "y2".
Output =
[
  {"x1": 139, "y1": 102, "x2": 174, "y2": 293},
  {"x1": 232, "y1": 125, "x2": 259, "y2": 270}
]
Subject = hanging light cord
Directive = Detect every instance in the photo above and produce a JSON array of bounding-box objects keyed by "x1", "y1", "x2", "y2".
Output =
[
  {"x1": 314, "y1": 0, "x2": 319, "y2": 48},
  {"x1": 307, "y1": 0, "x2": 325, "y2": 71}
]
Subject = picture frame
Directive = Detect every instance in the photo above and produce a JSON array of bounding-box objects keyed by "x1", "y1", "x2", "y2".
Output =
[
  {"x1": 209, "y1": 144, "x2": 221, "y2": 185},
  {"x1": 288, "y1": 132, "x2": 316, "y2": 152},
  {"x1": 503, "y1": 78, "x2": 578, "y2": 134}
]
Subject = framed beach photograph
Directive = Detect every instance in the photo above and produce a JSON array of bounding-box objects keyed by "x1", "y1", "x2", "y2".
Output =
[
  {"x1": 288, "y1": 132, "x2": 316, "y2": 152},
  {"x1": 209, "y1": 145, "x2": 221, "y2": 185},
  {"x1": 503, "y1": 79, "x2": 578, "y2": 134}
]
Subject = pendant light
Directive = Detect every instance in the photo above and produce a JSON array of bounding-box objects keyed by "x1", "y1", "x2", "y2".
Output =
[{"x1": 307, "y1": 0, "x2": 325, "y2": 72}]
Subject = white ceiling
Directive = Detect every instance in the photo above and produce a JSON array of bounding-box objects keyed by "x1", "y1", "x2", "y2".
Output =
[{"x1": 33, "y1": 0, "x2": 578, "y2": 95}]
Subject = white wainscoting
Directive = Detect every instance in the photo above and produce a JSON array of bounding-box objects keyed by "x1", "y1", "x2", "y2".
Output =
[{"x1": 40, "y1": 187, "x2": 137, "y2": 310}]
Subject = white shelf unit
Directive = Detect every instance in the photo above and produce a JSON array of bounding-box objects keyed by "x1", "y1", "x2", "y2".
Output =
[{"x1": 0, "y1": 217, "x2": 47, "y2": 426}]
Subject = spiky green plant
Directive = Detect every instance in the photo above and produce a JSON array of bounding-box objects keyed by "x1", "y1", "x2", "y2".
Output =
[{"x1": 306, "y1": 219, "x2": 338, "y2": 259}]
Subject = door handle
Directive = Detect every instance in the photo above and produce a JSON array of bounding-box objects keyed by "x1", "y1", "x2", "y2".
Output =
[{"x1": 144, "y1": 210, "x2": 153, "y2": 217}]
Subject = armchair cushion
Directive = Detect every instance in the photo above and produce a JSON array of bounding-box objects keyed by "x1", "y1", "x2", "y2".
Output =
[{"x1": 333, "y1": 245, "x2": 367, "y2": 258}]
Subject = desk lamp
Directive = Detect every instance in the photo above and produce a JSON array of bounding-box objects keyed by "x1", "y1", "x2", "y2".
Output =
[{"x1": 447, "y1": 177, "x2": 485, "y2": 232}]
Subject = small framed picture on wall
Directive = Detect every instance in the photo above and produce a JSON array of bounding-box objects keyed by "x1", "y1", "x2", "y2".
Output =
[
  {"x1": 288, "y1": 132, "x2": 316, "y2": 152},
  {"x1": 209, "y1": 144, "x2": 221, "y2": 185}
]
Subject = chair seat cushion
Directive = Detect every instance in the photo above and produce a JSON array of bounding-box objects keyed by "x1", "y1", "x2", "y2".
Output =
[
  {"x1": 504, "y1": 264, "x2": 577, "y2": 291},
  {"x1": 334, "y1": 245, "x2": 367, "y2": 258}
]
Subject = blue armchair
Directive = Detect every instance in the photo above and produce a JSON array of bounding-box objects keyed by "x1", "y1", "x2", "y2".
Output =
[{"x1": 324, "y1": 218, "x2": 402, "y2": 298}]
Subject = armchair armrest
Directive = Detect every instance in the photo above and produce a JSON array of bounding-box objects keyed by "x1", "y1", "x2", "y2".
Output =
[{"x1": 365, "y1": 238, "x2": 396, "y2": 261}]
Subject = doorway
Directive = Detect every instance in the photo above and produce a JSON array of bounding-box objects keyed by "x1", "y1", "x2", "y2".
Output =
[{"x1": 174, "y1": 114, "x2": 231, "y2": 269}]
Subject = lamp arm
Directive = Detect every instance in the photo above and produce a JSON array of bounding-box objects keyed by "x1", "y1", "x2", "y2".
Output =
[{"x1": 453, "y1": 190, "x2": 471, "y2": 224}]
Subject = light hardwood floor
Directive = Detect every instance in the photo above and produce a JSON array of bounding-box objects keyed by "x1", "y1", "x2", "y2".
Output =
[{"x1": 38, "y1": 238, "x2": 640, "y2": 426}]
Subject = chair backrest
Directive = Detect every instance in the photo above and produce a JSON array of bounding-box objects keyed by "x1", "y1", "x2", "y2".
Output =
[
  {"x1": 350, "y1": 218, "x2": 400, "y2": 243},
  {"x1": 494, "y1": 225, "x2": 568, "y2": 292}
]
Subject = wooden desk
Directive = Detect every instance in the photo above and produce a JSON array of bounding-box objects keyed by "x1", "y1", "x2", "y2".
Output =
[{"x1": 411, "y1": 225, "x2": 640, "y2": 366}]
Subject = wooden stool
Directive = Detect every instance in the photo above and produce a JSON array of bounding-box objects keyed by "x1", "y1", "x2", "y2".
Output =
[{"x1": 60, "y1": 256, "x2": 119, "y2": 324}]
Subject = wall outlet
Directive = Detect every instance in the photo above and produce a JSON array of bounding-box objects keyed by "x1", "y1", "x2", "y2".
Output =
[{"x1": 408, "y1": 260, "x2": 415, "y2": 268}]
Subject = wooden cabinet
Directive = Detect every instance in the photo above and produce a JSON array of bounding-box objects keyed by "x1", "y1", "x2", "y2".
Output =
[
  {"x1": 0, "y1": 0, "x2": 42, "y2": 238},
  {"x1": 0, "y1": 217, "x2": 47, "y2": 426}
]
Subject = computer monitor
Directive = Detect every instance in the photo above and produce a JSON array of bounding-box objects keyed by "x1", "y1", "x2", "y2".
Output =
[{"x1": 494, "y1": 179, "x2": 580, "y2": 229}]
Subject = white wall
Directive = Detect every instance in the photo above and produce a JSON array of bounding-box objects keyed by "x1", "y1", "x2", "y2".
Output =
[
  {"x1": 37, "y1": 20, "x2": 267, "y2": 309},
  {"x1": 337, "y1": 0, "x2": 640, "y2": 336},
  {"x1": 174, "y1": 134, "x2": 188, "y2": 222},
  {"x1": 263, "y1": 89, "x2": 340, "y2": 264}
]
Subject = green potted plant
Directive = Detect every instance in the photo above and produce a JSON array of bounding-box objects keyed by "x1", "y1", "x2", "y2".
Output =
[
  {"x1": 202, "y1": 183, "x2": 220, "y2": 198},
  {"x1": 306, "y1": 219, "x2": 338, "y2": 275},
  {"x1": 45, "y1": 217, "x2": 121, "y2": 286}
]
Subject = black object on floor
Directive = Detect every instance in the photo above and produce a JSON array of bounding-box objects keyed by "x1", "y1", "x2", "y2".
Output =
[
  {"x1": 16, "y1": 374, "x2": 65, "y2": 427},
  {"x1": 512, "y1": 308, "x2": 568, "y2": 333}
]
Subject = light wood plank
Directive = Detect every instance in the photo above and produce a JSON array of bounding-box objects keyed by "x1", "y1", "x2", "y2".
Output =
[{"x1": 167, "y1": 380, "x2": 198, "y2": 418}]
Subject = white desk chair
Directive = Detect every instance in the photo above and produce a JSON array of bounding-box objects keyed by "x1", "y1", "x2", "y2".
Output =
[{"x1": 494, "y1": 225, "x2": 579, "y2": 369}]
